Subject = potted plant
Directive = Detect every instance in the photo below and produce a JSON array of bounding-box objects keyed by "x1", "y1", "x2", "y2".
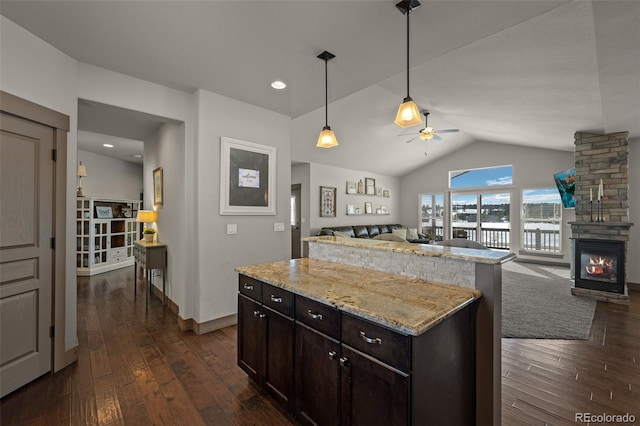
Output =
[{"x1": 143, "y1": 227, "x2": 156, "y2": 242}]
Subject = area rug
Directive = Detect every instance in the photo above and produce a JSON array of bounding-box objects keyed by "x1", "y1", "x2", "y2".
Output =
[{"x1": 501, "y1": 261, "x2": 597, "y2": 339}]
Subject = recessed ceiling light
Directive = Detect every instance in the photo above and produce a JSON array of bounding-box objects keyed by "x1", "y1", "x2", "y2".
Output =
[
  {"x1": 271, "y1": 80, "x2": 286, "y2": 90},
  {"x1": 103, "y1": 143, "x2": 114, "y2": 148}
]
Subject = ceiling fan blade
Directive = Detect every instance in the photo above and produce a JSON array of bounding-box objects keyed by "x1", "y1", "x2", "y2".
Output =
[
  {"x1": 437, "y1": 129, "x2": 459, "y2": 134},
  {"x1": 432, "y1": 135, "x2": 443, "y2": 142},
  {"x1": 405, "y1": 136, "x2": 419, "y2": 143},
  {"x1": 397, "y1": 133, "x2": 417, "y2": 136}
]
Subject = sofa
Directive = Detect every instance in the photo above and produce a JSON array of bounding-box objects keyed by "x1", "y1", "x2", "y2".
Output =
[{"x1": 317, "y1": 224, "x2": 431, "y2": 244}]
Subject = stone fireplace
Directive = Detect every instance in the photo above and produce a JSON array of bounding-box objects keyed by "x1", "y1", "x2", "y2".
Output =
[{"x1": 569, "y1": 131, "x2": 633, "y2": 303}]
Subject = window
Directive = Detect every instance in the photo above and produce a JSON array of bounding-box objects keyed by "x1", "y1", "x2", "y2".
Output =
[
  {"x1": 522, "y1": 188, "x2": 562, "y2": 253},
  {"x1": 451, "y1": 192, "x2": 510, "y2": 249},
  {"x1": 290, "y1": 195, "x2": 296, "y2": 226},
  {"x1": 419, "y1": 193, "x2": 444, "y2": 240},
  {"x1": 450, "y1": 165, "x2": 513, "y2": 189}
]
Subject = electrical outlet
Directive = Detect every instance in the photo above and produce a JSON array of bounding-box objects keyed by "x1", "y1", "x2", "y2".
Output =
[
  {"x1": 274, "y1": 222, "x2": 285, "y2": 232},
  {"x1": 227, "y1": 224, "x2": 237, "y2": 235}
]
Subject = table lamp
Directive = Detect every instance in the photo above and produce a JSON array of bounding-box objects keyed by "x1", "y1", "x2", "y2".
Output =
[
  {"x1": 77, "y1": 162, "x2": 87, "y2": 197},
  {"x1": 137, "y1": 210, "x2": 157, "y2": 242}
]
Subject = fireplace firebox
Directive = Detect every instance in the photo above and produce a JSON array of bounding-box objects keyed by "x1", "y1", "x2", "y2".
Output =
[{"x1": 574, "y1": 238, "x2": 625, "y2": 294}]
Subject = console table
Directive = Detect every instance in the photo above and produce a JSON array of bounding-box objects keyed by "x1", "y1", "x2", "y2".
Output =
[{"x1": 133, "y1": 240, "x2": 167, "y2": 309}]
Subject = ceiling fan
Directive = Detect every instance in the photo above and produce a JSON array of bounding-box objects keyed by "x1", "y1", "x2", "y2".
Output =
[{"x1": 400, "y1": 111, "x2": 459, "y2": 143}]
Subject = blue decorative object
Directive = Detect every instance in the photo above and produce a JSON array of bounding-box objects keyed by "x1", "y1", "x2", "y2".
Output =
[{"x1": 553, "y1": 168, "x2": 576, "y2": 209}]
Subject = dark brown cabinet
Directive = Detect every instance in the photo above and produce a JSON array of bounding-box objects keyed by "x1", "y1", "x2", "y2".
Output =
[
  {"x1": 294, "y1": 323, "x2": 340, "y2": 425},
  {"x1": 237, "y1": 285, "x2": 294, "y2": 412},
  {"x1": 237, "y1": 274, "x2": 477, "y2": 425}
]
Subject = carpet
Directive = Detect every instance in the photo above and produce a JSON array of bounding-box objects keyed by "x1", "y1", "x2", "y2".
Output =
[{"x1": 501, "y1": 261, "x2": 597, "y2": 339}]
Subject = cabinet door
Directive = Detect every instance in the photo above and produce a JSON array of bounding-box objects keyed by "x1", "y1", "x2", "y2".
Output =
[
  {"x1": 237, "y1": 294, "x2": 265, "y2": 384},
  {"x1": 263, "y1": 306, "x2": 294, "y2": 413},
  {"x1": 295, "y1": 323, "x2": 340, "y2": 426},
  {"x1": 340, "y1": 345, "x2": 409, "y2": 426}
]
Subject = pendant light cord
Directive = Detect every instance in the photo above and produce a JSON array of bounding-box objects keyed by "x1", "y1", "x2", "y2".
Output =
[
  {"x1": 406, "y1": 7, "x2": 411, "y2": 99},
  {"x1": 325, "y1": 58, "x2": 329, "y2": 127}
]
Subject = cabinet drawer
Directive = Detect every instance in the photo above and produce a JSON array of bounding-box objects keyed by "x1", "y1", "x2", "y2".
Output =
[
  {"x1": 295, "y1": 296, "x2": 340, "y2": 340},
  {"x1": 262, "y1": 283, "x2": 294, "y2": 317},
  {"x1": 111, "y1": 248, "x2": 126, "y2": 257},
  {"x1": 341, "y1": 313, "x2": 411, "y2": 373},
  {"x1": 239, "y1": 275, "x2": 263, "y2": 302},
  {"x1": 111, "y1": 255, "x2": 127, "y2": 263}
]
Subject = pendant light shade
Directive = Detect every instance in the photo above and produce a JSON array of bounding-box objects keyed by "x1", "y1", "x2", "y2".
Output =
[
  {"x1": 316, "y1": 51, "x2": 338, "y2": 148},
  {"x1": 394, "y1": 0, "x2": 422, "y2": 128}
]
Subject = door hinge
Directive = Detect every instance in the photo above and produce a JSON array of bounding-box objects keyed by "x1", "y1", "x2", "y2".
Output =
[
  {"x1": 49, "y1": 326, "x2": 55, "y2": 338},
  {"x1": 52, "y1": 149, "x2": 57, "y2": 161},
  {"x1": 50, "y1": 237, "x2": 55, "y2": 249}
]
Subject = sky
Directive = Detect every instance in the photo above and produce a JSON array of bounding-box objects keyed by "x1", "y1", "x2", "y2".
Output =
[{"x1": 450, "y1": 165, "x2": 513, "y2": 189}]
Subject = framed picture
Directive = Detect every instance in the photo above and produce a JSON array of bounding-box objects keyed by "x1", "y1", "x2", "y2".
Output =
[
  {"x1": 365, "y1": 202, "x2": 372, "y2": 214},
  {"x1": 383, "y1": 189, "x2": 390, "y2": 197},
  {"x1": 347, "y1": 204, "x2": 355, "y2": 215},
  {"x1": 220, "y1": 137, "x2": 276, "y2": 215},
  {"x1": 365, "y1": 177, "x2": 376, "y2": 195},
  {"x1": 380, "y1": 205, "x2": 388, "y2": 214},
  {"x1": 375, "y1": 187, "x2": 383, "y2": 196},
  {"x1": 95, "y1": 206, "x2": 113, "y2": 219},
  {"x1": 320, "y1": 186, "x2": 337, "y2": 217},
  {"x1": 346, "y1": 181, "x2": 357, "y2": 194},
  {"x1": 153, "y1": 167, "x2": 163, "y2": 206},
  {"x1": 355, "y1": 207, "x2": 361, "y2": 214}
]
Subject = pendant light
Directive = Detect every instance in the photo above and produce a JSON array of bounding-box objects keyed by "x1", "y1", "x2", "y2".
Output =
[
  {"x1": 394, "y1": 0, "x2": 422, "y2": 128},
  {"x1": 316, "y1": 50, "x2": 338, "y2": 148}
]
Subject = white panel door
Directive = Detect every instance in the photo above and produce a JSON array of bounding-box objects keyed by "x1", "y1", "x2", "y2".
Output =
[{"x1": 0, "y1": 113, "x2": 54, "y2": 397}]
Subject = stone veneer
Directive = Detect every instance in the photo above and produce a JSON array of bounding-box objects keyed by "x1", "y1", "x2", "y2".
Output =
[{"x1": 571, "y1": 131, "x2": 633, "y2": 302}]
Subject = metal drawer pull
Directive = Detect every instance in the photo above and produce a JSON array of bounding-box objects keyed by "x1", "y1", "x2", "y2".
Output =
[
  {"x1": 307, "y1": 310, "x2": 323, "y2": 320},
  {"x1": 253, "y1": 310, "x2": 265, "y2": 319},
  {"x1": 243, "y1": 283, "x2": 254, "y2": 290},
  {"x1": 328, "y1": 350, "x2": 337, "y2": 360},
  {"x1": 270, "y1": 295, "x2": 283, "y2": 303},
  {"x1": 359, "y1": 331, "x2": 382, "y2": 345},
  {"x1": 339, "y1": 356, "x2": 349, "y2": 367}
]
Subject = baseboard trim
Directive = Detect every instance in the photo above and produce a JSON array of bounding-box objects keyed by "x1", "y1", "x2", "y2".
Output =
[
  {"x1": 513, "y1": 257, "x2": 570, "y2": 268},
  {"x1": 150, "y1": 284, "x2": 179, "y2": 315},
  {"x1": 628, "y1": 282, "x2": 640, "y2": 292},
  {"x1": 178, "y1": 313, "x2": 238, "y2": 335}
]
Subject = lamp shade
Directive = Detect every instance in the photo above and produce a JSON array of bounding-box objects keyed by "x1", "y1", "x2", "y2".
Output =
[
  {"x1": 77, "y1": 162, "x2": 87, "y2": 177},
  {"x1": 394, "y1": 98, "x2": 422, "y2": 128},
  {"x1": 136, "y1": 210, "x2": 157, "y2": 223},
  {"x1": 316, "y1": 126, "x2": 339, "y2": 148}
]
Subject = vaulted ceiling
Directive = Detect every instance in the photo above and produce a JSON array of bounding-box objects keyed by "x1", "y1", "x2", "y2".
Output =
[{"x1": 2, "y1": 1, "x2": 638, "y2": 176}]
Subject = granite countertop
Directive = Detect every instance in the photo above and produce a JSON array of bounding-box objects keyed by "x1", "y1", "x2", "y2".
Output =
[
  {"x1": 236, "y1": 258, "x2": 481, "y2": 336},
  {"x1": 304, "y1": 235, "x2": 516, "y2": 264}
]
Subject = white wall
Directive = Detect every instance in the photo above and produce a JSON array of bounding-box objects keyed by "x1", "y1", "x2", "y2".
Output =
[
  {"x1": 308, "y1": 163, "x2": 401, "y2": 236},
  {"x1": 399, "y1": 141, "x2": 576, "y2": 262},
  {"x1": 195, "y1": 89, "x2": 291, "y2": 324},
  {"x1": 77, "y1": 150, "x2": 142, "y2": 200},
  {"x1": 1, "y1": 16, "x2": 79, "y2": 350},
  {"x1": 628, "y1": 138, "x2": 639, "y2": 284},
  {"x1": 144, "y1": 123, "x2": 186, "y2": 310}
]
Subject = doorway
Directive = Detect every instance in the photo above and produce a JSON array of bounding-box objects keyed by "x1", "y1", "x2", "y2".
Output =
[{"x1": 291, "y1": 184, "x2": 302, "y2": 258}]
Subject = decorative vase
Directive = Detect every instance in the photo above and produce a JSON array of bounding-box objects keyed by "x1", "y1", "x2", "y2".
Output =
[{"x1": 144, "y1": 233, "x2": 154, "y2": 242}]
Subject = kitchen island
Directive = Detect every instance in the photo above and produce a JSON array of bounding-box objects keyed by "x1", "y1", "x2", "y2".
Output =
[{"x1": 236, "y1": 258, "x2": 482, "y2": 425}]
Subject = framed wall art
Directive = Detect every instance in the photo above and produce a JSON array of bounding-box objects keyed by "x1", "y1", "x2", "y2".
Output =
[
  {"x1": 365, "y1": 202, "x2": 372, "y2": 214},
  {"x1": 220, "y1": 137, "x2": 277, "y2": 215},
  {"x1": 365, "y1": 177, "x2": 376, "y2": 195},
  {"x1": 153, "y1": 167, "x2": 163, "y2": 206},
  {"x1": 346, "y1": 181, "x2": 357, "y2": 194},
  {"x1": 320, "y1": 186, "x2": 337, "y2": 217}
]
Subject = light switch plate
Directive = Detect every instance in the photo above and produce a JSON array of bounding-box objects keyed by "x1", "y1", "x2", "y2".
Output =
[
  {"x1": 274, "y1": 222, "x2": 285, "y2": 232},
  {"x1": 227, "y1": 224, "x2": 237, "y2": 235}
]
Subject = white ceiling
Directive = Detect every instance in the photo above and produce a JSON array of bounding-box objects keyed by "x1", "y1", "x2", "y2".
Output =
[{"x1": 2, "y1": 1, "x2": 638, "y2": 176}]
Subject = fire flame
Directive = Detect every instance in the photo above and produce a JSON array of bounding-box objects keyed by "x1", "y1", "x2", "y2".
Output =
[{"x1": 585, "y1": 256, "x2": 614, "y2": 276}]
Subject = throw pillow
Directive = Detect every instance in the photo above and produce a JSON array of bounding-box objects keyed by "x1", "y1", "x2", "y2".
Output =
[
  {"x1": 391, "y1": 228, "x2": 407, "y2": 240},
  {"x1": 406, "y1": 228, "x2": 419, "y2": 240},
  {"x1": 333, "y1": 230, "x2": 352, "y2": 238},
  {"x1": 373, "y1": 233, "x2": 408, "y2": 243}
]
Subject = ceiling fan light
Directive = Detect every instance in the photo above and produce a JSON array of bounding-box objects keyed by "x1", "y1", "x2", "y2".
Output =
[
  {"x1": 317, "y1": 126, "x2": 339, "y2": 148},
  {"x1": 419, "y1": 132, "x2": 435, "y2": 140},
  {"x1": 394, "y1": 98, "x2": 422, "y2": 128}
]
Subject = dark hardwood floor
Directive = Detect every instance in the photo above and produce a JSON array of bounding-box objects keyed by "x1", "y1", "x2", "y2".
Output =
[{"x1": 1, "y1": 267, "x2": 639, "y2": 425}]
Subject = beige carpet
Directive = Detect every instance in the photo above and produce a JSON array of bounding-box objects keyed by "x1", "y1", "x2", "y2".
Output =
[{"x1": 501, "y1": 261, "x2": 597, "y2": 339}]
